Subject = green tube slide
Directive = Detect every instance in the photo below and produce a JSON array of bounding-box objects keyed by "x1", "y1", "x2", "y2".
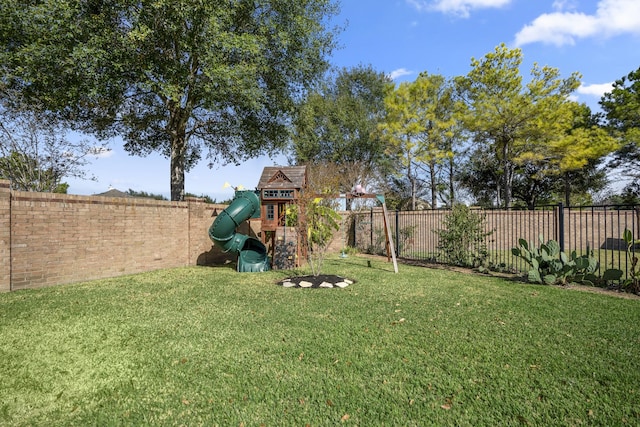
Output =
[{"x1": 208, "y1": 190, "x2": 270, "y2": 272}]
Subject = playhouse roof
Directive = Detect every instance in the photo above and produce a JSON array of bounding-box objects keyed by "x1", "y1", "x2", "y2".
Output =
[{"x1": 258, "y1": 166, "x2": 307, "y2": 190}]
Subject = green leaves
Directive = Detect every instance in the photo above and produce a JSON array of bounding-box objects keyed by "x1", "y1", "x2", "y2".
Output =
[
  {"x1": 600, "y1": 67, "x2": 640, "y2": 184},
  {"x1": 457, "y1": 43, "x2": 596, "y2": 207},
  {"x1": 435, "y1": 204, "x2": 493, "y2": 268},
  {"x1": 2, "y1": 0, "x2": 340, "y2": 199},
  {"x1": 512, "y1": 236, "x2": 627, "y2": 287},
  {"x1": 378, "y1": 72, "x2": 458, "y2": 208},
  {"x1": 291, "y1": 65, "x2": 392, "y2": 193},
  {"x1": 623, "y1": 228, "x2": 634, "y2": 246}
]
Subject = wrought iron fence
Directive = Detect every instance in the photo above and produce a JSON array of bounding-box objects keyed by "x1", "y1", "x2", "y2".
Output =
[{"x1": 351, "y1": 204, "x2": 640, "y2": 281}]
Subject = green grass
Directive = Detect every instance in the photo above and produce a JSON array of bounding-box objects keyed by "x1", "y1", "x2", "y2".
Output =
[{"x1": 1, "y1": 257, "x2": 639, "y2": 426}]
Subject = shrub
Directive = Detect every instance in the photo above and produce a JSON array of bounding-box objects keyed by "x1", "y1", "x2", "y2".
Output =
[
  {"x1": 620, "y1": 228, "x2": 640, "y2": 293},
  {"x1": 435, "y1": 205, "x2": 493, "y2": 268},
  {"x1": 367, "y1": 225, "x2": 415, "y2": 257}
]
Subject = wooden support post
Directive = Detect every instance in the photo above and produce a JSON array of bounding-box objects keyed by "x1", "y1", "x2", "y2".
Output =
[
  {"x1": 311, "y1": 191, "x2": 399, "y2": 273},
  {"x1": 378, "y1": 196, "x2": 398, "y2": 274}
]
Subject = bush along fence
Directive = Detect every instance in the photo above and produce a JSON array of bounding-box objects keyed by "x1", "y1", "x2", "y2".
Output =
[{"x1": 351, "y1": 203, "x2": 640, "y2": 291}]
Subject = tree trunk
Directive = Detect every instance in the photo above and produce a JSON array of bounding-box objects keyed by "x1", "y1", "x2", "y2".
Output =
[
  {"x1": 501, "y1": 141, "x2": 512, "y2": 208},
  {"x1": 169, "y1": 105, "x2": 188, "y2": 201},
  {"x1": 448, "y1": 156, "x2": 455, "y2": 207},
  {"x1": 429, "y1": 159, "x2": 437, "y2": 209},
  {"x1": 170, "y1": 137, "x2": 186, "y2": 201},
  {"x1": 406, "y1": 144, "x2": 416, "y2": 210},
  {"x1": 564, "y1": 174, "x2": 571, "y2": 207},
  {"x1": 527, "y1": 197, "x2": 535, "y2": 211},
  {"x1": 345, "y1": 198, "x2": 352, "y2": 211}
]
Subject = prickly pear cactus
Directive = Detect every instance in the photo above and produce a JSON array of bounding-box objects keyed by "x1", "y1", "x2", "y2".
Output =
[{"x1": 512, "y1": 235, "x2": 603, "y2": 286}]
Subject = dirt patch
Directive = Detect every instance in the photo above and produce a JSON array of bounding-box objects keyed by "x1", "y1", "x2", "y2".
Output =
[
  {"x1": 397, "y1": 257, "x2": 640, "y2": 300},
  {"x1": 561, "y1": 283, "x2": 640, "y2": 300}
]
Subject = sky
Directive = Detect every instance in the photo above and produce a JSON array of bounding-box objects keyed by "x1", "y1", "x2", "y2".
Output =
[{"x1": 65, "y1": 0, "x2": 640, "y2": 201}]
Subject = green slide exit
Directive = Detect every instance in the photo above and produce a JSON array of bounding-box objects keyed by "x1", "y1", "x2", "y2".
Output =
[{"x1": 208, "y1": 191, "x2": 271, "y2": 272}]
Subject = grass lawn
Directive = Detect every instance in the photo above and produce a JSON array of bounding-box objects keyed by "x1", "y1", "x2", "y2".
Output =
[{"x1": 1, "y1": 256, "x2": 639, "y2": 426}]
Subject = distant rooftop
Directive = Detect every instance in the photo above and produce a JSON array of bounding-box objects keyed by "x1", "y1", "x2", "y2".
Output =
[{"x1": 93, "y1": 187, "x2": 132, "y2": 198}]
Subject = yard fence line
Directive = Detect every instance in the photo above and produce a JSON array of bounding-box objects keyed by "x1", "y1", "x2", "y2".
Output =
[
  {"x1": 0, "y1": 179, "x2": 247, "y2": 292},
  {"x1": 352, "y1": 203, "x2": 640, "y2": 281},
  {"x1": 2, "y1": 173, "x2": 639, "y2": 291}
]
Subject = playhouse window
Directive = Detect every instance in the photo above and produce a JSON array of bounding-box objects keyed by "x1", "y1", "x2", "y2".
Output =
[
  {"x1": 263, "y1": 189, "x2": 294, "y2": 199},
  {"x1": 266, "y1": 204, "x2": 275, "y2": 220}
]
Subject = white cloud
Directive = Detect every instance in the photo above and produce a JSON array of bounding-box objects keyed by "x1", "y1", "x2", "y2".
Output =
[
  {"x1": 577, "y1": 82, "x2": 613, "y2": 97},
  {"x1": 388, "y1": 68, "x2": 414, "y2": 80},
  {"x1": 514, "y1": 0, "x2": 640, "y2": 46},
  {"x1": 515, "y1": 12, "x2": 599, "y2": 46},
  {"x1": 406, "y1": 0, "x2": 511, "y2": 18}
]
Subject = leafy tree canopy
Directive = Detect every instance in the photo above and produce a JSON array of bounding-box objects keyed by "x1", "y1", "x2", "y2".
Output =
[
  {"x1": 1, "y1": 0, "x2": 340, "y2": 200},
  {"x1": 455, "y1": 43, "x2": 582, "y2": 208},
  {"x1": 600, "y1": 67, "x2": 640, "y2": 179},
  {"x1": 378, "y1": 72, "x2": 457, "y2": 209},
  {"x1": 291, "y1": 65, "x2": 392, "y2": 195}
]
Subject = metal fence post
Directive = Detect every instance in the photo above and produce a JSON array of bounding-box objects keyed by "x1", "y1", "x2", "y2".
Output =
[
  {"x1": 395, "y1": 210, "x2": 400, "y2": 257},
  {"x1": 370, "y1": 207, "x2": 374, "y2": 250},
  {"x1": 557, "y1": 202, "x2": 565, "y2": 253}
]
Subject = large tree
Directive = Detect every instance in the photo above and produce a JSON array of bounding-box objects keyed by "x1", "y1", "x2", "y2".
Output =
[
  {"x1": 460, "y1": 101, "x2": 613, "y2": 209},
  {"x1": 600, "y1": 67, "x2": 640, "y2": 180},
  {"x1": 513, "y1": 102, "x2": 615, "y2": 208},
  {"x1": 1, "y1": 0, "x2": 339, "y2": 200},
  {"x1": 455, "y1": 44, "x2": 581, "y2": 208},
  {"x1": 377, "y1": 80, "x2": 425, "y2": 210},
  {"x1": 291, "y1": 65, "x2": 392, "y2": 196},
  {"x1": 411, "y1": 72, "x2": 457, "y2": 209}
]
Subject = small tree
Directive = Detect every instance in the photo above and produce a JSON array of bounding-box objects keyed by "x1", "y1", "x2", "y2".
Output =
[
  {"x1": 294, "y1": 163, "x2": 342, "y2": 276},
  {"x1": 304, "y1": 198, "x2": 341, "y2": 276},
  {"x1": 0, "y1": 105, "x2": 107, "y2": 192}
]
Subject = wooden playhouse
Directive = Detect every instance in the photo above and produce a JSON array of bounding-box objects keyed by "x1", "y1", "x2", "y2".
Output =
[{"x1": 257, "y1": 166, "x2": 307, "y2": 269}]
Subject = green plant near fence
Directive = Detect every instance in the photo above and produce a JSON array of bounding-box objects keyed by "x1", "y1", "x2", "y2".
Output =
[
  {"x1": 434, "y1": 205, "x2": 494, "y2": 268},
  {"x1": 620, "y1": 228, "x2": 640, "y2": 293},
  {"x1": 368, "y1": 225, "x2": 416, "y2": 256},
  {"x1": 512, "y1": 235, "x2": 623, "y2": 286}
]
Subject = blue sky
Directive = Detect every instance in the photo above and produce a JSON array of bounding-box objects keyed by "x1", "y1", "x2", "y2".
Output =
[{"x1": 66, "y1": 0, "x2": 640, "y2": 200}]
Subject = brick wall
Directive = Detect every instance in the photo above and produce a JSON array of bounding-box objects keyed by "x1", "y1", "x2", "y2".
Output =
[
  {"x1": 1, "y1": 182, "x2": 237, "y2": 291},
  {"x1": 0, "y1": 180, "x2": 10, "y2": 292}
]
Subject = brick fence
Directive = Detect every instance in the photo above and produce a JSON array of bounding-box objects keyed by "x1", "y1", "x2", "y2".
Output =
[{"x1": 0, "y1": 179, "x2": 255, "y2": 291}]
